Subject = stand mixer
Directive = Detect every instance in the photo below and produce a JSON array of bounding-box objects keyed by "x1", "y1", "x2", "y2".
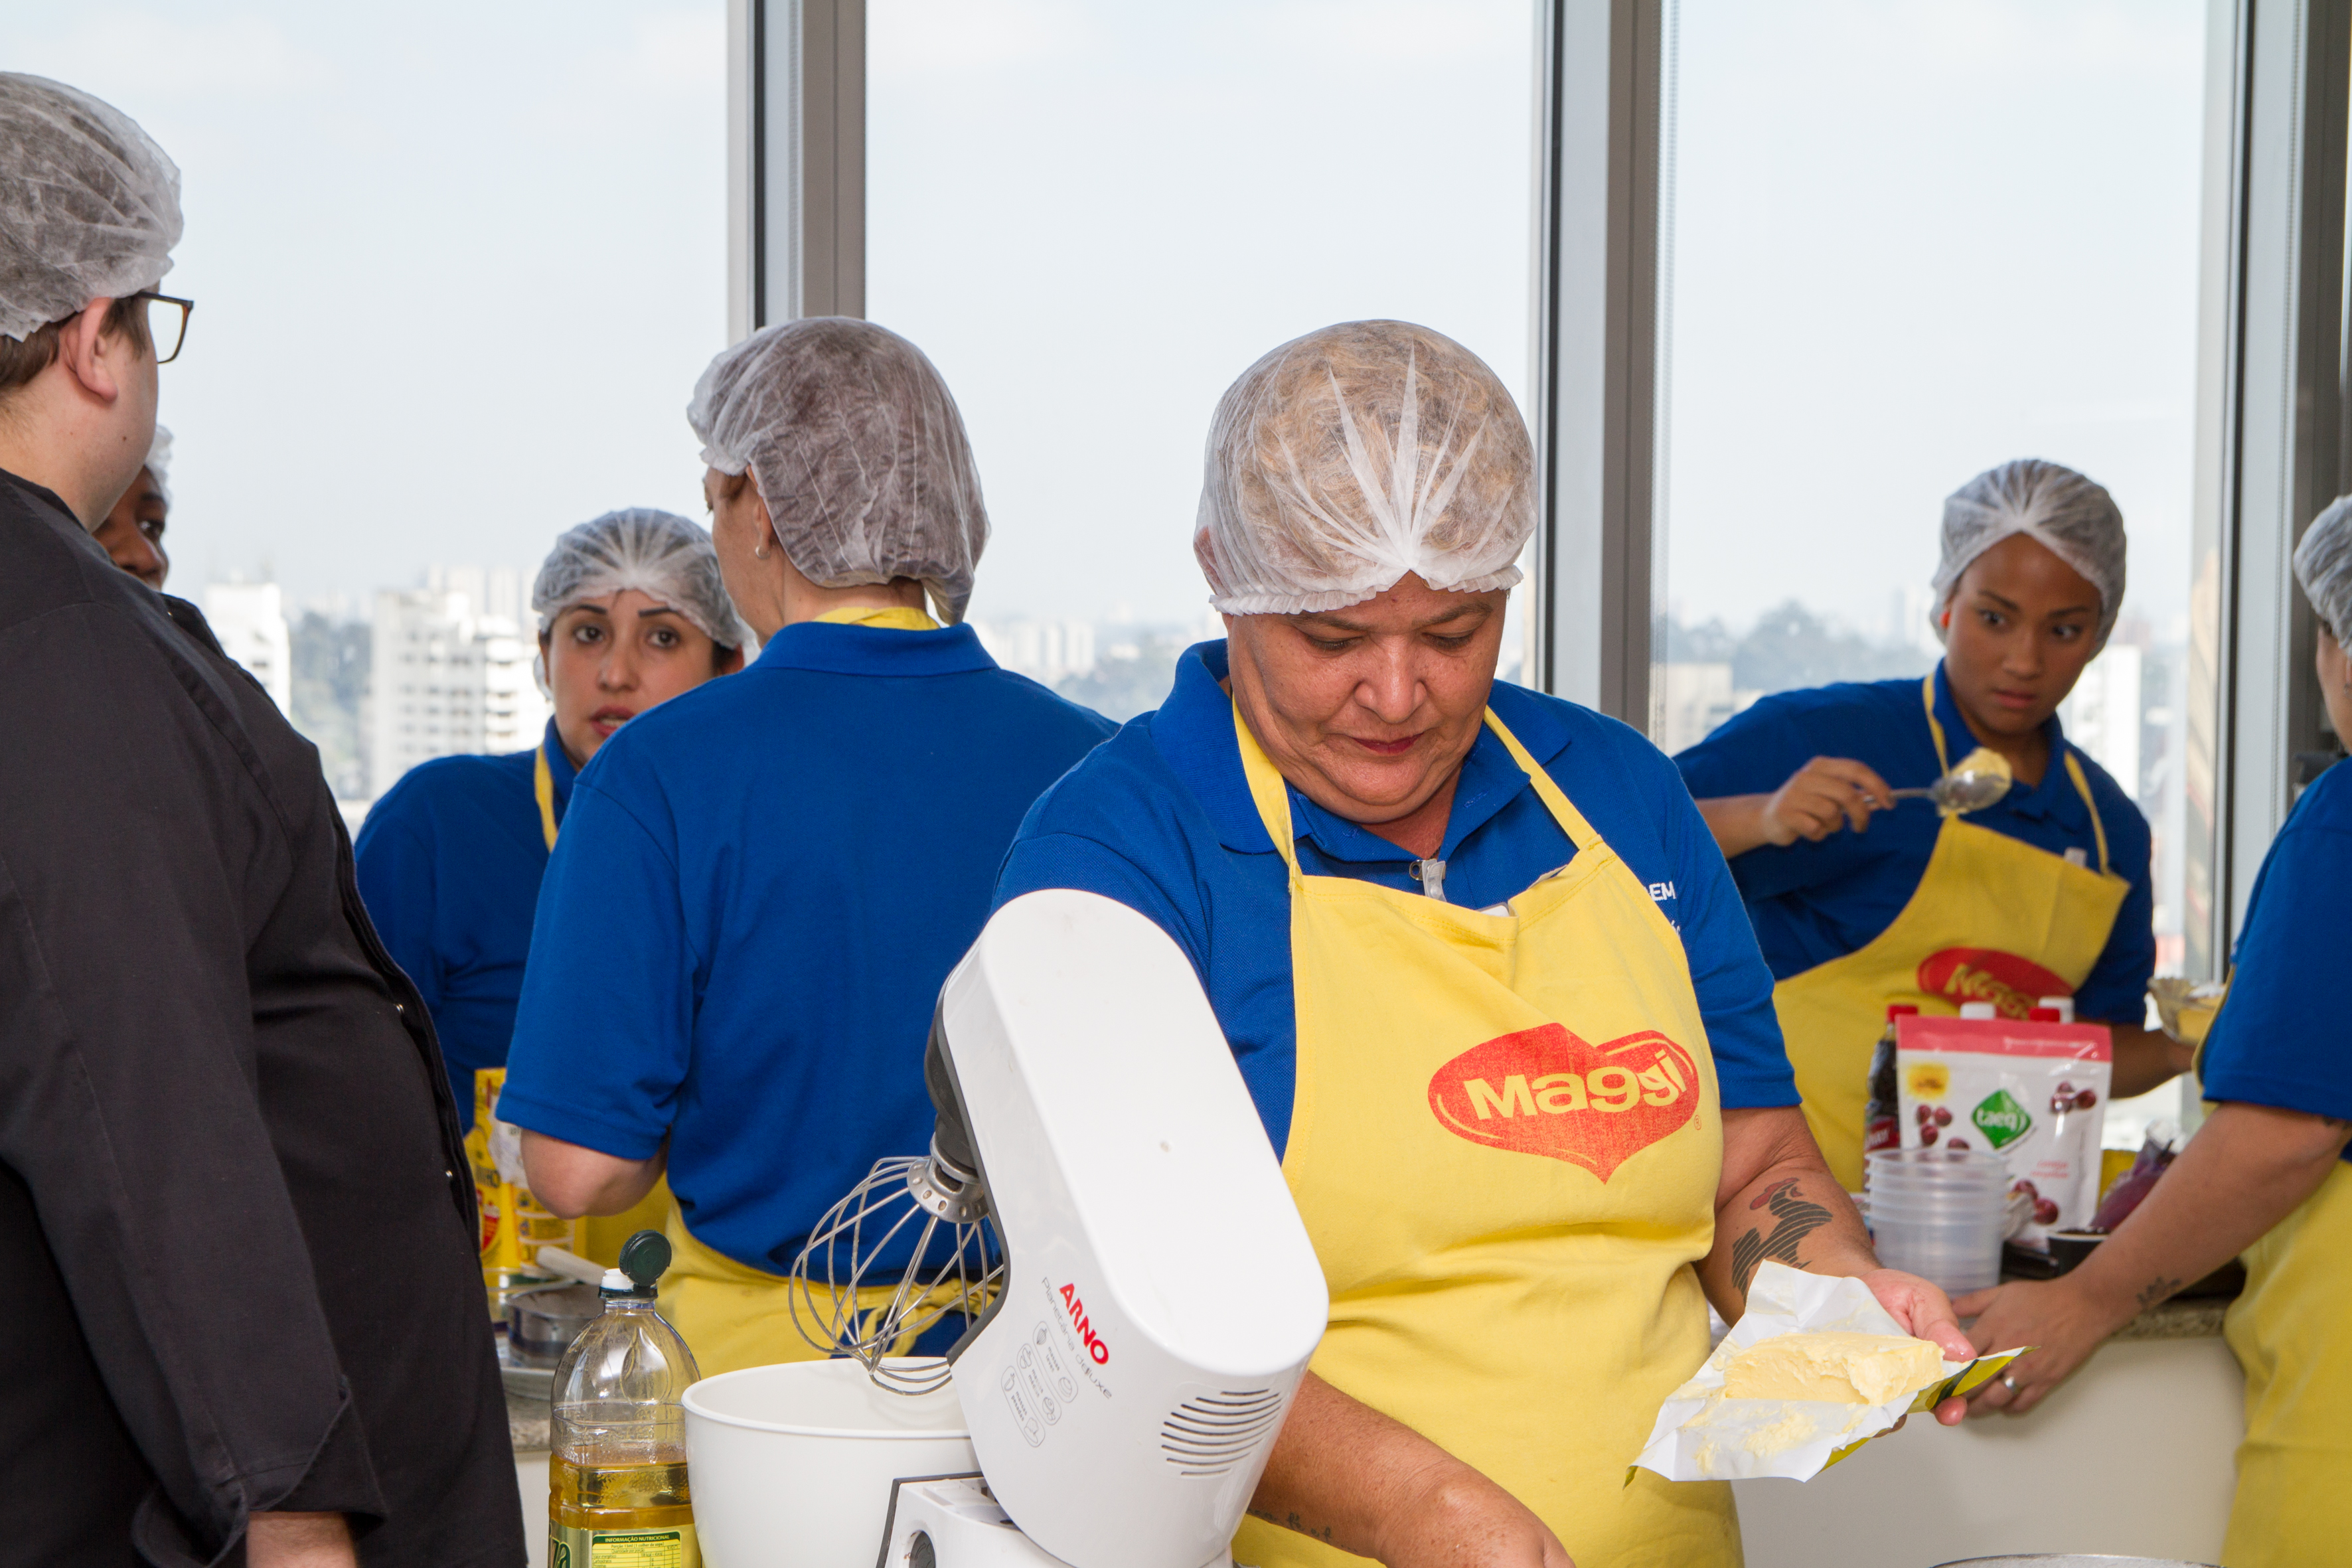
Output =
[{"x1": 773, "y1": 888, "x2": 1331, "y2": 1568}]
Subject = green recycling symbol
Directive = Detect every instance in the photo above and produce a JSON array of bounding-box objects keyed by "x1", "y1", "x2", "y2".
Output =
[{"x1": 1970, "y1": 1088, "x2": 2033, "y2": 1149}]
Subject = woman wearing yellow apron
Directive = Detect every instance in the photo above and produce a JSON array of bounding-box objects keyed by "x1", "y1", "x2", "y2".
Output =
[
  {"x1": 354, "y1": 509, "x2": 743, "y2": 1267},
  {"x1": 996, "y1": 322, "x2": 1973, "y2": 1567},
  {"x1": 503, "y1": 321, "x2": 1115, "y2": 1376},
  {"x1": 1953, "y1": 498, "x2": 2352, "y2": 1567},
  {"x1": 1677, "y1": 460, "x2": 2189, "y2": 1192}
]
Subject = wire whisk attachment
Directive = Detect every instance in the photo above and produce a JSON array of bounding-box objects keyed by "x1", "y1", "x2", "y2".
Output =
[{"x1": 789, "y1": 1137, "x2": 1004, "y2": 1396}]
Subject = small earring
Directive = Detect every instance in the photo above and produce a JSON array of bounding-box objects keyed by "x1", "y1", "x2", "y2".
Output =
[{"x1": 755, "y1": 542, "x2": 769, "y2": 559}]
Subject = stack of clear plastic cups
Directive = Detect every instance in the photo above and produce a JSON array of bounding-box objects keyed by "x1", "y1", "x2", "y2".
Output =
[{"x1": 1863, "y1": 1148, "x2": 2009, "y2": 1293}]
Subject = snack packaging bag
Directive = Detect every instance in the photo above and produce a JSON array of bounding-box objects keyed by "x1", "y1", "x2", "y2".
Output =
[
  {"x1": 1629, "y1": 1263, "x2": 2023, "y2": 1484},
  {"x1": 1896, "y1": 1014, "x2": 2110, "y2": 1248}
]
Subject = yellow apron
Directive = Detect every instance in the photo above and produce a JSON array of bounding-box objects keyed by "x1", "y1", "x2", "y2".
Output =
[
  {"x1": 647, "y1": 601, "x2": 943, "y2": 1370},
  {"x1": 1770, "y1": 676, "x2": 2130, "y2": 1190},
  {"x1": 1229, "y1": 704, "x2": 1739, "y2": 1568},
  {"x1": 2222, "y1": 1158, "x2": 2352, "y2": 1566},
  {"x1": 533, "y1": 742, "x2": 676, "y2": 1267}
]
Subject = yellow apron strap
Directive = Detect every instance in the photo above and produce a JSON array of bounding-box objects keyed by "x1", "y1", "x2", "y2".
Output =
[
  {"x1": 1923, "y1": 673, "x2": 2109, "y2": 876},
  {"x1": 532, "y1": 743, "x2": 560, "y2": 852},
  {"x1": 1232, "y1": 702, "x2": 1306, "y2": 882},
  {"x1": 1921, "y1": 674, "x2": 1951, "y2": 774},
  {"x1": 814, "y1": 604, "x2": 941, "y2": 630},
  {"x1": 2061, "y1": 751, "x2": 2111, "y2": 877},
  {"x1": 1480, "y1": 711, "x2": 1603, "y2": 854}
]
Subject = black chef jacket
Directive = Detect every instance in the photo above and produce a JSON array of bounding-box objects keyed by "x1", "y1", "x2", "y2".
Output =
[{"x1": 0, "y1": 470, "x2": 524, "y2": 1567}]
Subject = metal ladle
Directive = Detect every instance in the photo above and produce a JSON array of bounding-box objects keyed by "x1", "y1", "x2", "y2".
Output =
[{"x1": 1886, "y1": 745, "x2": 2014, "y2": 815}]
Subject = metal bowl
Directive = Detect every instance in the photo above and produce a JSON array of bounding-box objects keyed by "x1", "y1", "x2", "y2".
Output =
[
  {"x1": 505, "y1": 1281, "x2": 603, "y2": 1368},
  {"x1": 1935, "y1": 1557, "x2": 2222, "y2": 1567}
]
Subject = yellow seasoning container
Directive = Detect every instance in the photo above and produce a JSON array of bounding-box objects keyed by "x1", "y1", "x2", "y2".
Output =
[
  {"x1": 471, "y1": 1067, "x2": 578, "y2": 1318},
  {"x1": 550, "y1": 1229, "x2": 702, "y2": 1568}
]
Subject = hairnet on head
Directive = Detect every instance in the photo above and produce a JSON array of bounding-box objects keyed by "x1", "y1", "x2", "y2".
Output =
[
  {"x1": 2296, "y1": 495, "x2": 2352, "y2": 640},
  {"x1": 0, "y1": 75, "x2": 183, "y2": 342},
  {"x1": 1932, "y1": 459, "x2": 2126, "y2": 645},
  {"x1": 1195, "y1": 319, "x2": 1534, "y2": 615},
  {"x1": 532, "y1": 509, "x2": 749, "y2": 650},
  {"x1": 688, "y1": 317, "x2": 986, "y2": 624},
  {"x1": 145, "y1": 424, "x2": 173, "y2": 507}
]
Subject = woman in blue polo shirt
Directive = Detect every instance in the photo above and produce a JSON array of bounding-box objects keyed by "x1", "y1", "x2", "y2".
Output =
[
  {"x1": 1952, "y1": 499, "x2": 2352, "y2": 1567},
  {"x1": 997, "y1": 321, "x2": 1972, "y2": 1568},
  {"x1": 356, "y1": 509, "x2": 746, "y2": 1125},
  {"x1": 1676, "y1": 461, "x2": 2188, "y2": 1191},
  {"x1": 501, "y1": 319, "x2": 1113, "y2": 1376},
  {"x1": 356, "y1": 510, "x2": 745, "y2": 1261}
]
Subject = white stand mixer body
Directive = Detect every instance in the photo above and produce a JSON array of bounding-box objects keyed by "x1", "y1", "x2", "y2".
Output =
[{"x1": 931, "y1": 890, "x2": 1330, "y2": 1568}]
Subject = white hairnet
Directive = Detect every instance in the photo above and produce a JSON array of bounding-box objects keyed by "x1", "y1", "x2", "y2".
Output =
[
  {"x1": 1932, "y1": 459, "x2": 2126, "y2": 645},
  {"x1": 2296, "y1": 495, "x2": 2352, "y2": 640},
  {"x1": 145, "y1": 424, "x2": 173, "y2": 508},
  {"x1": 532, "y1": 509, "x2": 749, "y2": 650},
  {"x1": 0, "y1": 75, "x2": 183, "y2": 342},
  {"x1": 1195, "y1": 319, "x2": 1533, "y2": 615},
  {"x1": 688, "y1": 317, "x2": 986, "y2": 624}
]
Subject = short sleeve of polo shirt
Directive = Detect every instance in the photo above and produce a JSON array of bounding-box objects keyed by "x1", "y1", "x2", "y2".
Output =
[
  {"x1": 500, "y1": 747, "x2": 694, "y2": 1161},
  {"x1": 2199, "y1": 764, "x2": 2352, "y2": 1129}
]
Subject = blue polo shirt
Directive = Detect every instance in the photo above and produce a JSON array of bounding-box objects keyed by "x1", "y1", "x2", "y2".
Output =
[
  {"x1": 2200, "y1": 760, "x2": 2352, "y2": 1159},
  {"x1": 499, "y1": 621, "x2": 1115, "y2": 1273},
  {"x1": 992, "y1": 641, "x2": 1796, "y2": 1156},
  {"x1": 355, "y1": 719, "x2": 577, "y2": 1128},
  {"x1": 1672, "y1": 665, "x2": 2156, "y2": 1026}
]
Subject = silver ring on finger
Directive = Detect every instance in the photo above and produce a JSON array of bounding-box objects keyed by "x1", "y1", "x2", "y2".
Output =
[{"x1": 2000, "y1": 1373, "x2": 2019, "y2": 1393}]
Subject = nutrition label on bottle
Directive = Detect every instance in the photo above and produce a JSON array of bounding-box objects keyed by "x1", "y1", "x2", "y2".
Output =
[{"x1": 550, "y1": 1525, "x2": 699, "y2": 1568}]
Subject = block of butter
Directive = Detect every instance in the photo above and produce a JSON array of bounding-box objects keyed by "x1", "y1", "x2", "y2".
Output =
[
  {"x1": 1630, "y1": 1262, "x2": 2027, "y2": 1484},
  {"x1": 1721, "y1": 1331, "x2": 1948, "y2": 1406}
]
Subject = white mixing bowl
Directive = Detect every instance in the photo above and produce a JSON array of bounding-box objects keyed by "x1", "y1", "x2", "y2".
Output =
[{"x1": 684, "y1": 1357, "x2": 977, "y2": 1568}]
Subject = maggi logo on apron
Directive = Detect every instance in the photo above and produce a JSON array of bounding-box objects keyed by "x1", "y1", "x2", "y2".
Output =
[
  {"x1": 1427, "y1": 1025, "x2": 1701, "y2": 1180},
  {"x1": 1914, "y1": 947, "x2": 2073, "y2": 1018}
]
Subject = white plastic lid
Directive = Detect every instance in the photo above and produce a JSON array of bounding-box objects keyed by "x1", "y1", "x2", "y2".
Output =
[
  {"x1": 601, "y1": 1267, "x2": 631, "y2": 1292},
  {"x1": 2037, "y1": 995, "x2": 2077, "y2": 1024},
  {"x1": 1960, "y1": 1002, "x2": 1998, "y2": 1020}
]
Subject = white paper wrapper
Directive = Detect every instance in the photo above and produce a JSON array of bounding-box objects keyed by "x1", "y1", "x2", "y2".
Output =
[{"x1": 1629, "y1": 1263, "x2": 2025, "y2": 1484}]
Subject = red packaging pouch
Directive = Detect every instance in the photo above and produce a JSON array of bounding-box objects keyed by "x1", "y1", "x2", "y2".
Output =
[{"x1": 1894, "y1": 1014, "x2": 2111, "y2": 1247}]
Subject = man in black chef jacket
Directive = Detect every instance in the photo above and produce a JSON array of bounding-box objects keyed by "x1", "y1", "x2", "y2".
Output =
[{"x1": 0, "y1": 76, "x2": 524, "y2": 1567}]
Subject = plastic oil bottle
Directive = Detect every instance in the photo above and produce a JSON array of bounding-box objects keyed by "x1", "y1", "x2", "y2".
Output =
[{"x1": 550, "y1": 1229, "x2": 701, "y2": 1567}]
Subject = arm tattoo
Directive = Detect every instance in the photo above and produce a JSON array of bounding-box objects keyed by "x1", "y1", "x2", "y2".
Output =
[
  {"x1": 2134, "y1": 1275, "x2": 2185, "y2": 1310},
  {"x1": 1731, "y1": 1178, "x2": 1834, "y2": 1297},
  {"x1": 1247, "y1": 1508, "x2": 1334, "y2": 1542}
]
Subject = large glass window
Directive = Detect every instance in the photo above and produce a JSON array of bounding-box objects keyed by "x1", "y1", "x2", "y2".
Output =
[
  {"x1": 17, "y1": 2, "x2": 728, "y2": 802},
  {"x1": 1652, "y1": 0, "x2": 2209, "y2": 1140},
  {"x1": 866, "y1": 0, "x2": 1537, "y2": 718}
]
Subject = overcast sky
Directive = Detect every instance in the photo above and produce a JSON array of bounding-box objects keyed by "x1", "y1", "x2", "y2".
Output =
[
  {"x1": 1663, "y1": 0, "x2": 2206, "y2": 639},
  {"x1": 15, "y1": 0, "x2": 2203, "y2": 637}
]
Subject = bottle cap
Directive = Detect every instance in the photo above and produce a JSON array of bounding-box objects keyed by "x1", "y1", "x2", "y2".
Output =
[
  {"x1": 2037, "y1": 996, "x2": 2077, "y2": 1024},
  {"x1": 2028, "y1": 1006, "x2": 2063, "y2": 1022},
  {"x1": 1886, "y1": 1003, "x2": 1920, "y2": 1020},
  {"x1": 619, "y1": 1228, "x2": 673, "y2": 1287},
  {"x1": 1960, "y1": 1002, "x2": 1998, "y2": 1020}
]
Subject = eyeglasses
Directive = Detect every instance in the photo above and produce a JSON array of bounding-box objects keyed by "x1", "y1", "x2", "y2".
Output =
[{"x1": 130, "y1": 291, "x2": 195, "y2": 364}]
